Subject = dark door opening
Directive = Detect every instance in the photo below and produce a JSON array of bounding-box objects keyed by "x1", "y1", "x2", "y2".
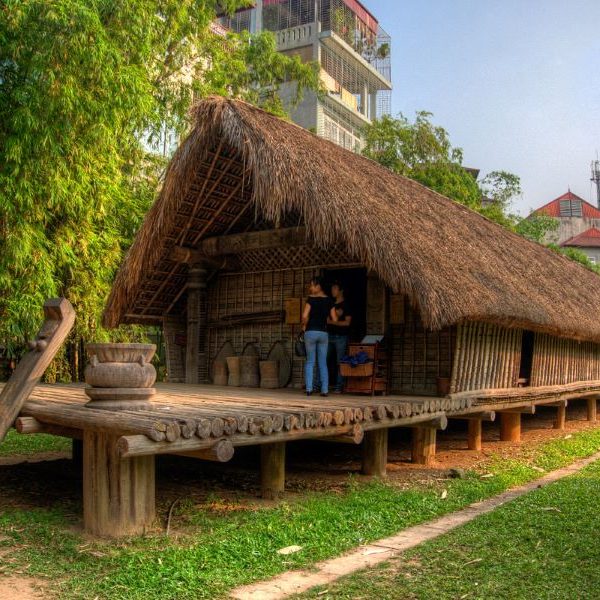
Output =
[
  {"x1": 322, "y1": 267, "x2": 367, "y2": 342},
  {"x1": 321, "y1": 267, "x2": 368, "y2": 389},
  {"x1": 519, "y1": 330, "x2": 535, "y2": 386}
]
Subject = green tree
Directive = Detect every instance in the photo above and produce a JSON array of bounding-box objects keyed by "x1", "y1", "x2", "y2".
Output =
[
  {"x1": 0, "y1": 0, "x2": 318, "y2": 375},
  {"x1": 362, "y1": 112, "x2": 481, "y2": 209},
  {"x1": 515, "y1": 214, "x2": 559, "y2": 243},
  {"x1": 480, "y1": 170, "x2": 522, "y2": 209},
  {"x1": 362, "y1": 113, "x2": 600, "y2": 277},
  {"x1": 548, "y1": 245, "x2": 600, "y2": 274}
]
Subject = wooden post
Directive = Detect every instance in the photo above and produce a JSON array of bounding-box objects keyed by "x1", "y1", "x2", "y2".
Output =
[
  {"x1": 0, "y1": 298, "x2": 75, "y2": 441},
  {"x1": 587, "y1": 397, "x2": 597, "y2": 422},
  {"x1": 411, "y1": 427, "x2": 436, "y2": 465},
  {"x1": 83, "y1": 431, "x2": 155, "y2": 537},
  {"x1": 362, "y1": 428, "x2": 388, "y2": 477},
  {"x1": 500, "y1": 412, "x2": 521, "y2": 442},
  {"x1": 260, "y1": 442, "x2": 286, "y2": 500},
  {"x1": 185, "y1": 265, "x2": 208, "y2": 384},
  {"x1": 554, "y1": 403, "x2": 567, "y2": 430},
  {"x1": 467, "y1": 418, "x2": 482, "y2": 451}
]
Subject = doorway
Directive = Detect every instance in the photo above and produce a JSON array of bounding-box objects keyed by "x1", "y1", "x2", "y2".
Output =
[
  {"x1": 322, "y1": 267, "x2": 367, "y2": 342},
  {"x1": 518, "y1": 330, "x2": 535, "y2": 386}
]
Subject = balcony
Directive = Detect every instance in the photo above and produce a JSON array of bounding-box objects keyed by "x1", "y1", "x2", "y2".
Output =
[{"x1": 275, "y1": 23, "x2": 317, "y2": 50}]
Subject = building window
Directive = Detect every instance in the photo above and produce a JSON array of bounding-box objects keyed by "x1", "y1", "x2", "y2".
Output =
[
  {"x1": 588, "y1": 256, "x2": 597, "y2": 265},
  {"x1": 559, "y1": 198, "x2": 582, "y2": 217}
]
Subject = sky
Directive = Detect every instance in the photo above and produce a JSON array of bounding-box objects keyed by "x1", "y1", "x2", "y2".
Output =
[{"x1": 365, "y1": 0, "x2": 600, "y2": 215}]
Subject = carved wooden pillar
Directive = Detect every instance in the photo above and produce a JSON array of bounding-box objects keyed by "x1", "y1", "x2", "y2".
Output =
[{"x1": 186, "y1": 264, "x2": 208, "y2": 384}]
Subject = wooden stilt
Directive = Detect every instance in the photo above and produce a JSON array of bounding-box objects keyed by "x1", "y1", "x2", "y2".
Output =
[
  {"x1": 467, "y1": 418, "x2": 482, "y2": 451},
  {"x1": 500, "y1": 412, "x2": 521, "y2": 442},
  {"x1": 587, "y1": 397, "x2": 597, "y2": 422},
  {"x1": 83, "y1": 431, "x2": 155, "y2": 537},
  {"x1": 554, "y1": 403, "x2": 566, "y2": 430},
  {"x1": 260, "y1": 442, "x2": 286, "y2": 499},
  {"x1": 362, "y1": 429, "x2": 388, "y2": 477},
  {"x1": 411, "y1": 427, "x2": 436, "y2": 465}
]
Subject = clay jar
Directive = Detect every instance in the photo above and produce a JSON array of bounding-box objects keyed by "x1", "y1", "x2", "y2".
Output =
[
  {"x1": 85, "y1": 355, "x2": 156, "y2": 388},
  {"x1": 84, "y1": 343, "x2": 157, "y2": 409}
]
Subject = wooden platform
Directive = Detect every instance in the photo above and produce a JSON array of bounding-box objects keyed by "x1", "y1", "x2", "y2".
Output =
[
  {"x1": 3, "y1": 381, "x2": 600, "y2": 537},
  {"x1": 8, "y1": 381, "x2": 600, "y2": 458},
  {"x1": 14, "y1": 383, "x2": 460, "y2": 457}
]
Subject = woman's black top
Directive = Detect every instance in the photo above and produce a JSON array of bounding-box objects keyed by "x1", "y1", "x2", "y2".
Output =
[
  {"x1": 306, "y1": 296, "x2": 333, "y2": 332},
  {"x1": 328, "y1": 301, "x2": 351, "y2": 336}
]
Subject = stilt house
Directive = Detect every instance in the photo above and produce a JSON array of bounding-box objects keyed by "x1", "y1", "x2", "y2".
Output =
[{"x1": 103, "y1": 97, "x2": 600, "y2": 400}]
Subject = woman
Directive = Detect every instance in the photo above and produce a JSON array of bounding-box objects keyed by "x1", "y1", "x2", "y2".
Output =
[
  {"x1": 302, "y1": 276, "x2": 338, "y2": 396},
  {"x1": 327, "y1": 281, "x2": 352, "y2": 393}
]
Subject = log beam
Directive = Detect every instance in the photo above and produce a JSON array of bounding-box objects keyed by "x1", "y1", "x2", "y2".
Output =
[
  {"x1": 500, "y1": 412, "x2": 521, "y2": 442},
  {"x1": 83, "y1": 431, "x2": 155, "y2": 537},
  {"x1": 362, "y1": 429, "x2": 388, "y2": 477},
  {"x1": 14, "y1": 416, "x2": 82, "y2": 439},
  {"x1": 450, "y1": 411, "x2": 496, "y2": 422},
  {"x1": 175, "y1": 439, "x2": 234, "y2": 462},
  {"x1": 411, "y1": 427, "x2": 437, "y2": 465},
  {"x1": 171, "y1": 227, "x2": 307, "y2": 264},
  {"x1": 261, "y1": 442, "x2": 286, "y2": 500},
  {"x1": 501, "y1": 405, "x2": 536, "y2": 414},
  {"x1": 322, "y1": 424, "x2": 364, "y2": 445},
  {"x1": 467, "y1": 419, "x2": 482, "y2": 451},
  {"x1": 203, "y1": 227, "x2": 307, "y2": 256}
]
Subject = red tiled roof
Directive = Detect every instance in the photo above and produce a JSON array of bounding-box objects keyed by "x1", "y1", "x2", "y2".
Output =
[
  {"x1": 534, "y1": 191, "x2": 600, "y2": 218},
  {"x1": 561, "y1": 227, "x2": 600, "y2": 248}
]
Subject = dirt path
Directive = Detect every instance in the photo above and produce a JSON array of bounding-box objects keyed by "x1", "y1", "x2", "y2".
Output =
[
  {"x1": 229, "y1": 449, "x2": 600, "y2": 600},
  {"x1": 0, "y1": 548, "x2": 45, "y2": 600},
  {"x1": 0, "y1": 577, "x2": 45, "y2": 600}
]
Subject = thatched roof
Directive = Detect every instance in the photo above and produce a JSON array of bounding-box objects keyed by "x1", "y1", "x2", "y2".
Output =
[{"x1": 104, "y1": 96, "x2": 600, "y2": 342}]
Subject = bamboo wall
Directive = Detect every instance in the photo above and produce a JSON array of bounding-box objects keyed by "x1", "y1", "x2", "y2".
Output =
[
  {"x1": 530, "y1": 333, "x2": 600, "y2": 386},
  {"x1": 206, "y1": 267, "x2": 318, "y2": 387},
  {"x1": 163, "y1": 316, "x2": 186, "y2": 383},
  {"x1": 389, "y1": 298, "x2": 455, "y2": 396},
  {"x1": 450, "y1": 323, "x2": 522, "y2": 393}
]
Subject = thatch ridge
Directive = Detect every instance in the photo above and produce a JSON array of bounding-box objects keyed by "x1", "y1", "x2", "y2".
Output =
[{"x1": 104, "y1": 96, "x2": 600, "y2": 342}]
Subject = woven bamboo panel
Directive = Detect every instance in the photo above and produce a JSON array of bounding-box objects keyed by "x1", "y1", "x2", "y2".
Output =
[
  {"x1": 205, "y1": 267, "x2": 320, "y2": 388},
  {"x1": 390, "y1": 297, "x2": 456, "y2": 396},
  {"x1": 237, "y1": 244, "x2": 353, "y2": 272},
  {"x1": 163, "y1": 316, "x2": 186, "y2": 383}
]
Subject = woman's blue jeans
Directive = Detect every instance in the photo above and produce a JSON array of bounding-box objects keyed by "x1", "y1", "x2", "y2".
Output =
[
  {"x1": 329, "y1": 334, "x2": 349, "y2": 391},
  {"x1": 304, "y1": 330, "x2": 329, "y2": 393}
]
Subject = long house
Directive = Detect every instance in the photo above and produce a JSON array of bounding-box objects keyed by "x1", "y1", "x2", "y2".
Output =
[{"x1": 105, "y1": 97, "x2": 600, "y2": 401}]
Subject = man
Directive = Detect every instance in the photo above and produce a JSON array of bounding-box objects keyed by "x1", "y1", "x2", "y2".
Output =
[{"x1": 327, "y1": 281, "x2": 352, "y2": 393}]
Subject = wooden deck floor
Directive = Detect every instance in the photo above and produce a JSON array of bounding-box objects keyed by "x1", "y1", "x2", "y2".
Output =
[
  {"x1": 14, "y1": 383, "x2": 457, "y2": 457},
  {"x1": 5, "y1": 380, "x2": 600, "y2": 458}
]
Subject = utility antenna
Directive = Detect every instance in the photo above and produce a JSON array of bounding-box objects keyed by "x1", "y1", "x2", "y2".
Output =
[{"x1": 592, "y1": 157, "x2": 600, "y2": 208}]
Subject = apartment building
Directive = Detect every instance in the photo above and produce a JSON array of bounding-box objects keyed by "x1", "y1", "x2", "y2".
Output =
[{"x1": 217, "y1": 0, "x2": 392, "y2": 151}]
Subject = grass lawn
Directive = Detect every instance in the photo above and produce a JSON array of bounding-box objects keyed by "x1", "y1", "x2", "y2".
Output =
[
  {"x1": 297, "y1": 459, "x2": 600, "y2": 600},
  {"x1": 0, "y1": 429, "x2": 71, "y2": 457},
  {"x1": 0, "y1": 427, "x2": 599, "y2": 598}
]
